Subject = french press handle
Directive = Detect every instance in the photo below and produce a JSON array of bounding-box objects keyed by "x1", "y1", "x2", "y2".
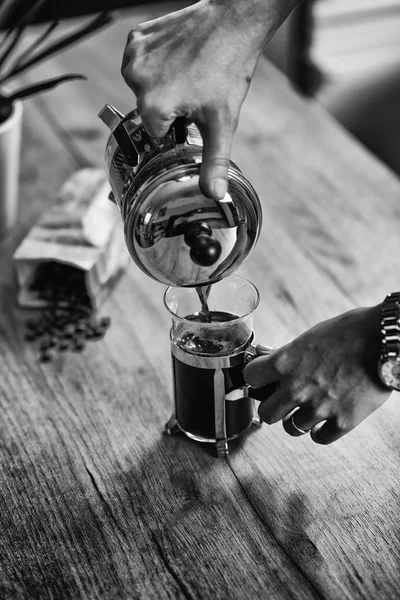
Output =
[
  {"x1": 225, "y1": 382, "x2": 277, "y2": 403},
  {"x1": 247, "y1": 344, "x2": 277, "y2": 401},
  {"x1": 225, "y1": 345, "x2": 277, "y2": 403}
]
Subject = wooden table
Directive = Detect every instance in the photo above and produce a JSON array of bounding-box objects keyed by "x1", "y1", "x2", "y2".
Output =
[{"x1": 1, "y1": 5, "x2": 400, "y2": 599}]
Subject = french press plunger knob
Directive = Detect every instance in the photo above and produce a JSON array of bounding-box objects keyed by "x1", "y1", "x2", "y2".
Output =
[{"x1": 184, "y1": 222, "x2": 222, "y2": 267}]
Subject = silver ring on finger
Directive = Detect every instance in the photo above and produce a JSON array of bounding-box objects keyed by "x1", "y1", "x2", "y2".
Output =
[{"x1": 282, "y1": 408, "x2": 311, "y2": 437}]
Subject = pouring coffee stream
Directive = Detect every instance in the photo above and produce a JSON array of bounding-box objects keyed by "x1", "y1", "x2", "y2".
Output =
[
  {"x1": 99, "y1": 106, "x2": 273, "y2": 456},
  {"x1": 196, "y1": 284, "x2": 212, "y2": 322}
]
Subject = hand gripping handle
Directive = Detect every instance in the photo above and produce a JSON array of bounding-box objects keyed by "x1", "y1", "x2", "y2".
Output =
[{"x1": 224, "y1": 344, "x2": 277, "y2": 403}]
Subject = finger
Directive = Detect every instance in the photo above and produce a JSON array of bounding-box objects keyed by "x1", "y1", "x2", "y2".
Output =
[
  {"x1": 288, "y1": 404, "x2": 329, "y2": 433},
  {"x1": 121, "y1": 53, "x2": 129, "y2": 80},
  {"x1": 258, "y1": 387, "x2": 295, "y2": 425},
  {"x1": 196, "y1": 111, "x2": 236, "y2": 200},
  {"x1": 248, "y1": 381, "x2": 278, "y2": 402},
  {"x1": 244, "y1": 353, "x2": 281, "y2": 388},
  {"x1": 121, "y1": 31, "x2": 142, "y2": 89},
  {"x1": 120, "y1": 31, "x2": 134, "y2": 79},
  {"x1": 282, "y1": 408, "x2": 310, "y2": 437},
  {"x1": 137, "y1": 96, "x2": 176, "y2": 139},
  {"x1": 310, "y1": 419, "x2": 350, "y2": 445},
  {"x1": 256, "y1": 343, "x2": 274, "y2": 356}
]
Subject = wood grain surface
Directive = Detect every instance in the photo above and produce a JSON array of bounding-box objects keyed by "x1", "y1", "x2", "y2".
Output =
[{"x1": 1, "y1": 4, "x2": 400, "y2": 599}]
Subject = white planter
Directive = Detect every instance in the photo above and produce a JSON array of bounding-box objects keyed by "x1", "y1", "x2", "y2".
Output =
[{"x1": 0, "y1": 100, "x2": 23, "y2": 241}]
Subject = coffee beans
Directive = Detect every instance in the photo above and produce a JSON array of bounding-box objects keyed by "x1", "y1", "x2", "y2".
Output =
[
  {"x1": 25, "y1": 306, "x2": 111, "y2": 362},
  {"x1": 23, "y1": 261, "x2": 111, "y2": 362}
]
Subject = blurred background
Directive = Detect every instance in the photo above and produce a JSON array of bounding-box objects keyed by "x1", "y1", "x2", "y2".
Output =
[
  {"x1": 266, "y1": 0, "x2": 400, "y2": 178},
  {"x1": 1, "y1": 0, "x2": 399, "y2": 177}
]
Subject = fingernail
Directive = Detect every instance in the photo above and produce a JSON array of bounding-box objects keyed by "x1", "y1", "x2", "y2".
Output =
[{"x1": 212, "y1": 178, "x2": 228, "y2": 199}]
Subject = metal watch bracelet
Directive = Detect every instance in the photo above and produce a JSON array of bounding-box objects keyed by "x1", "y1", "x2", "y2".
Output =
[{"x1": 380, "y1": 292, "x2": 400, "y2": 359}]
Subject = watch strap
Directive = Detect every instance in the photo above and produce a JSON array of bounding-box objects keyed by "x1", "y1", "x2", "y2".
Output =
[{"x1": 380, "y1": 292, "x2": 400, "y2": 359}]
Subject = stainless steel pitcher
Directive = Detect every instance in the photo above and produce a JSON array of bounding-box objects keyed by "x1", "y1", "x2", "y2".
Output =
[{"x1": 99, "y1": 105, "x2": 262, "y2": 287}]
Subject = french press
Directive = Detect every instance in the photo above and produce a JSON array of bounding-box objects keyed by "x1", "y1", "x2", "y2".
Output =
[{"x1": 99, "y1": 105, "x2": 272, "y2": 456}]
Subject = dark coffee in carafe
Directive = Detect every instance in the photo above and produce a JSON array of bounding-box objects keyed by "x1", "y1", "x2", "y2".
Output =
[{"x1": 172, "y1": 311, "x2": 254, "y2": 440}]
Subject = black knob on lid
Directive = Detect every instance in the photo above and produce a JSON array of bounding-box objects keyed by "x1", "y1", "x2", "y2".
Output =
[
  {"x1": 184, "y1": 222, "x2": 212, "y2": 246},
  {"x1": 190, "y1": 237, "x2": 222, "y2": 267},
  {"x1": 184, "y1": 221, "x2": 222, "y2": 267}
]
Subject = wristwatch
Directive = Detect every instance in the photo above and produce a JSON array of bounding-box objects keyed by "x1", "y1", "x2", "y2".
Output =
[{"x1": 378, "y1": 292, "x2": 400, "y2": 391}]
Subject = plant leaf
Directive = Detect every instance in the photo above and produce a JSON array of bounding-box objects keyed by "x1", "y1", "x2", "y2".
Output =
[
  {"x1": 4, "y1": 19, "x2": 59, "y2": 75},
  {"x1": 6, "y1": 73, "x2": 87, "y2": 101},
  {"x1": 0, "y1": 28, "x2": 12, "y2": 53},
  {"x1": 0, "y1": 0, "x2": 24, "y2": 31},
  {"x1": 1, "y1": 11, "x2": 113, "y2": 83},
  {"x1": 11, "y1": 0, "x2": 49, "y2": 30},
  {"x1": 0, "y1": 25, "x2": 23, "y2": 69},
  {"x1": 0, "y1": 0, "x2": 50, "y2": 72}
]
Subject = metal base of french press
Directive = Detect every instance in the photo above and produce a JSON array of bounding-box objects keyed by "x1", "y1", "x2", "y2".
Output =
[{"x1": 164, "y1": 408, "x2": 262, "y2": 458}]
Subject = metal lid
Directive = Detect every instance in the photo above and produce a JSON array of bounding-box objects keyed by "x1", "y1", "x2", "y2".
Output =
[{"x1": 124, "y1": 156, "x2": 262, "y2": 287}]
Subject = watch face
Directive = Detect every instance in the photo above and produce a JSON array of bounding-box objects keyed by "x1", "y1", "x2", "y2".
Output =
[{"x1": 380, "y1": 357, "x2": 400, "y2": 391}]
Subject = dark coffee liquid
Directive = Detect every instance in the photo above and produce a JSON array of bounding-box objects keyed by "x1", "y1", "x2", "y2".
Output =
[
  {"x1": 172, "y1": 309, "x2": 254, "y2": 440},
  {"x1": 179, "y1": 310, "x2": 239, "y2": 356},
  {"x1": 172, "y1": 356, "x2": 253, "y2": 440}
]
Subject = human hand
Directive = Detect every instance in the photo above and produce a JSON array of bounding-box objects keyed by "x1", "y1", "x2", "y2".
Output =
[
  {"x1": 121, "y1": 0, "x2": 282, "y2": 200},
  {"x1": 244, "y1": 305, "x2": 392, "y2": 444}
]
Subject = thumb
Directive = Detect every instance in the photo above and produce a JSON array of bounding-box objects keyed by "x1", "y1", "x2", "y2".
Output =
[
  {"x1": 197, "y1": 114, "x2": 235, "y2": 200},
  {"x1": 244, "y1": 351, "x2": 280, "y2": 388},
  {"x1": 256, "y1": 343, "x2": 274, "y2": 356}
]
